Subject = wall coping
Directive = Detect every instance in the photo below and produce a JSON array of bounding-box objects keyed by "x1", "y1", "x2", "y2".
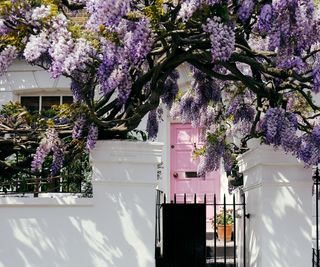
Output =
[
  {"x1": 242, "y1": 180, "x2": 313, "y2": 192},
  {"x1": 90, "y1": 140, "x2": 163, "y2": 164},
  {"x1": 237, "y1": 139, "x2": 305, "y2": 173},
  {"x1": 0, "y1": 195, "x2": 93, "y2": 207}
]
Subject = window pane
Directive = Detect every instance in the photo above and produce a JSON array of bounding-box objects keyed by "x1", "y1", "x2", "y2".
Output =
[
  {"x1": 62, "y1": 96, "x2": 73, "y2": 104},
  {"x1": 21, "y1": 96, "x2": 40, "y2": 113},
  {"x1": 42, "y1": 96, "x2": 60, "y2": 110}
]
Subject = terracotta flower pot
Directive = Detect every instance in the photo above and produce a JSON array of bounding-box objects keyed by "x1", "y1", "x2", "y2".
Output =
[{"x1": 217, "y1": 224, "x2": 233, "y2": 241}]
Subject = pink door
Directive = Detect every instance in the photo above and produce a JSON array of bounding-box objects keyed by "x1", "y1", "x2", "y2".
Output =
[{"x1": 170, "y1": 123, "x2": 220, "y2": 204}]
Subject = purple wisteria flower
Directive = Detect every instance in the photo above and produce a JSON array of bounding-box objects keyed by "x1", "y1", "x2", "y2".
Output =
[
  {"x1": 238, "y1": 0, "x2": 255, "y2": 23},
  {"x1": 72, "y1": 117, "x2": 86, "y2": 139},
  {"x1": 198, "y1": 136, "x2": 225, "y2": 176},
  {"x1": 233, "y1": 104, "x2": 255, "y2": 124},
  {"x1": 177, "y1": 0, "x2": 222, "y2": 22},
  {"x1": 192, "y1": 68, "x2": 221, "y2": 105},
  {"x1": 24, "y1": 31, "x2": 50, "y2": 62},
  {"x1": 203, "y1": 17, "x2": 235, "y2": 62},
  {"x1": 0, "y1": 19, "x2": 10, "y2": 35},
  {"x1": 31, "y1": 128, "x2": 65, "y2": 175},
  {"x1": 146, "y1": 109, "x2": 159, "y2": 140},
  {"x1": 177, "y1": 0, "x2": 201, "y2": 22},
  {"x1": 258, "y1": 4, "x2": 273, "y2": 34},
  {"x1": 31, "y1": 5, "x2": 51, "y2": 22},
  {"x1": 112, "y1": 67, "x2": 132, "y2": 104},
  {"x1": 298, "y1": 125, "x2": 320, "y2": 166},
  {"x1": 313, "y1": 60, "x2": 320, "y2": 93},
  {"x1": 199, "y1": 106, "x2": 218, "y2": 127},
  {"x1": 51, "y1": 145, "x2": 64, "y2": 175},
  {"x1": 226, "y1": 96, "x2": 241, "y2": 117},
  {"x1": 63, "y1": 38, "x2": 94, "y2": 75},
  {"x1": 179, "y1": 94, "x2": 200, "y2": 124},
  {"x1": 86, "y1": 0, "x2": 130, "y2": 30},
  {"x1": 260, "y1": 108, "x2": 300, "y2": 153},
  {"x1": 86, "y1": 124, "x2": 98, "y2": 150},
  {"x1": 161, "y1": 70, "x2": 180, "y2": 108},
  {"x1": 223, "y1": 150, "x2": 233, "y2": 173},
  {"x1": 38, "y1": 14, "x2": 94, "y2": 78},
  {"x1": 98, "y1": 41, "x2": 120, "y2": 94},
  {"x1": 0, "y1": 46, "x2": 18, "y2": 76},
  {"x1": 268, "y1": 0, "x2": 316, "y2": 60},
  {"x1": 124, "y1": 18, "x2": 153, "y2": 66},
  {"x1": 71, "y1": 78, "x2": 84, "y2": 102}
]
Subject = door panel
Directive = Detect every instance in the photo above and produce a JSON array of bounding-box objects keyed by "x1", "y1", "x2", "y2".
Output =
[
  {"x1": 175, "y1": 127, "x2": 193, "y2": 143},
  {"x1": 175, "y1": 150, "x2": 197, "y2": 172},
  {"x1": 170, "y1": 123, "x2": 220, "y2": 203}
]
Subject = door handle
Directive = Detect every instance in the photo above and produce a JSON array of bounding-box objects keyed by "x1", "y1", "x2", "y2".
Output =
[{"x1": 173, "y1": 172, "x2": 178, "y2": 178}]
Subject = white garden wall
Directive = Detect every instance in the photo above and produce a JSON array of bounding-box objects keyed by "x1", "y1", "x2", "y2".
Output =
[
  {"x1": 238, "y1": 140, "x2": 312, "y2": 267},
  {"x1": 0, "y1": 140, "x2": 162, "y2": 267}
]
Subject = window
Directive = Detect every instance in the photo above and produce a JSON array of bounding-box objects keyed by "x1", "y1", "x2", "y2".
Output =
[{"x1": 20, "y1": 95, "x2": 73, "y2": 113}]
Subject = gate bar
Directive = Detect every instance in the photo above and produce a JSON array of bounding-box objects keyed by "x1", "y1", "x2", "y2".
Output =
[
  {"x1": 155, "y1": 190, "x2": 158, "y2": 259},
  {"x1": 223, "y1": 194, "x2": 227, "y2": 265},
  {"x1": 243, "y1": 192, "x2": 246, "y2": 267},
  {"x1": 233, "y1": 194, "x2": 236, "y2": 267},
  {"x1": 214, "y1": 194, "x2": 217, "y2": 267},
  {"x1": 316, "y1": 168, "x2": 319, "y2": 267}
]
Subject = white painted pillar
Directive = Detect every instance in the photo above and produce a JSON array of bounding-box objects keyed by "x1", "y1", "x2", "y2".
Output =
[
  {"x1": 237, "y1": 140, "x2": 312, "y2": 267},
  {"x1": 91, "y1": 140, "x2": 163, "y2": 267}
]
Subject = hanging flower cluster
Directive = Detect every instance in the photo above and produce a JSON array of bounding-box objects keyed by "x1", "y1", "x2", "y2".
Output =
[
  {"x1": 203, "y1": 17, "x2": 235, "y2": 62},
  {"x1": 31, "y1": 128, "x2": 65, "y2": 175},
  {"x1": 2, "y1": 0, "x2": 320, "y2": 174}
]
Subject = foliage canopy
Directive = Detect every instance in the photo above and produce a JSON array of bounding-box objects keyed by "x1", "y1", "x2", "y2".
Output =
[{"x1": 1, "y1": 0, "x2": 320, "y2": 175}]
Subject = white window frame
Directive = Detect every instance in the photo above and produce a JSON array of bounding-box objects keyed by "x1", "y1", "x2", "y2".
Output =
[{"x1": 16, "y1": 90, "x2": 73, "y2": 112}]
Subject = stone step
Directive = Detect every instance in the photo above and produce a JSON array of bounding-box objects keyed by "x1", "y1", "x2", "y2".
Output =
[
  {"x1": 206, "y1": 262, "x2": 235, "y2": 267},
  {"x1": 206, "y1": 256, "x2": 235, "y2": 266},
  {"x1": 206, "y1": 238, "x2": 235, "y2": 258},
  {"x1": 206, "y1": 247, "x2": 235, "y2": 258}
]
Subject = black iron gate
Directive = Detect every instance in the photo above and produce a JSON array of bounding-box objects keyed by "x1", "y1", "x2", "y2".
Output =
[
  {"x1": 313, "y1": 168, "x2": 320, "y2": 267},
  {"x1": 155, "y1": 190, "x2": 248, "y2": 267}
]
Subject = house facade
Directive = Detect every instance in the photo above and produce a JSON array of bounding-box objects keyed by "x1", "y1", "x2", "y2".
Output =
[
  {"x1": 0, "y1": 61, "x2": 317, "y2": 267},
  {"x1": 0, "y1": 61, "x2": 231, "y2": 204}
]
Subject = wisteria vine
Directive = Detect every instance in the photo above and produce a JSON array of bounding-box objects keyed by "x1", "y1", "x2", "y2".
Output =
[{"x1": 1, "y1": 0, "x2": 320, "y2": 174}]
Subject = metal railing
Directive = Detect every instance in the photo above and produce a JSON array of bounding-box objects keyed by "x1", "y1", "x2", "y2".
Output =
[{"x1": 0, "y1": 175, "x2": 92, "y2": 197}]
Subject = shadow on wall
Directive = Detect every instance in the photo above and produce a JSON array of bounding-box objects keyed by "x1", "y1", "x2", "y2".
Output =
[
  {"x1": 245, "y1": 171, "x2": 312, "y2": 267},
  {"x1": 0, "y1": 190, "x2": 155, "y2": 267}
]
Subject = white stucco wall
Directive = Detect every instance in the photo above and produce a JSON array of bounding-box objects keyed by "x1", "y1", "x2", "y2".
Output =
[
  {"x1": 0, "y1": 140, "x2": 162, "y2": 267},
  {"x1": 0, "y1": 60, "x2": 71, "y2": 107},
  {"x1": 238, "y1": 140, "x2": 312, "y2": 267}
]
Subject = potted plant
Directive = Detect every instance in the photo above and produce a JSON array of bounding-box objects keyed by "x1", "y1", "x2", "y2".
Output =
[{"x1": 212, "y1": 209, "x2": 234, "y2": 242}]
